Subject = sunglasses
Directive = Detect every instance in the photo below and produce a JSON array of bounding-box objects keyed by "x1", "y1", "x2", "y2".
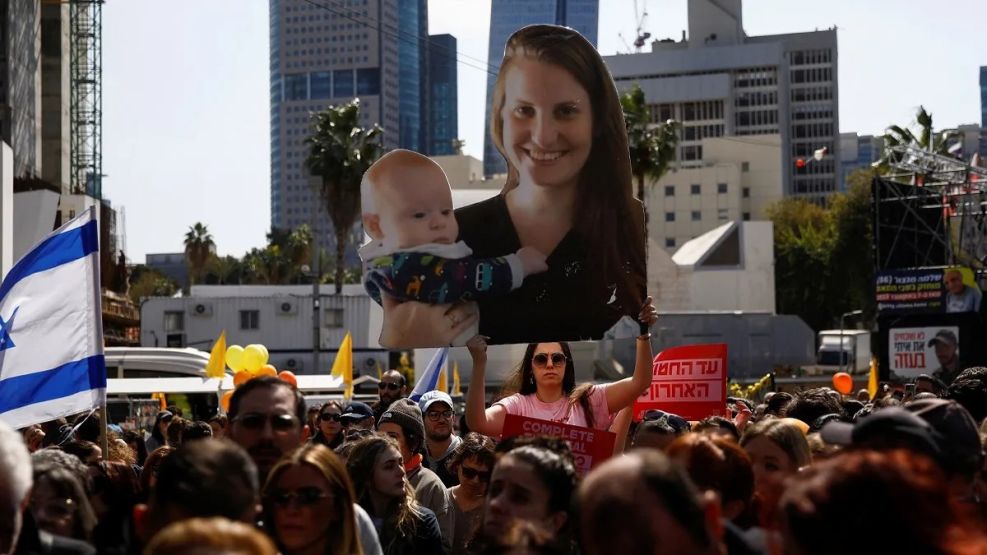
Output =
[
  {"x1": 460, "y1": 466, "x2": 491, "y2": 482},
  {"x1": 426, "y1": 410, "x2": 453, "y2": 421},
  {"x1": 378, "y1": 382, "x2": 402, "y2": 391},
  {"x1": 319, "y1": 412, "x2": 342, "y2": 422},
  {"x1": 267, "y1": 487, "x2": 331, "y2": 509},
  {"x1": 233, "y1": 412, "x2": 299, "y2": 432},
  {"x1": 532, "y1": 353, "x2": 566, "y2": 367}
]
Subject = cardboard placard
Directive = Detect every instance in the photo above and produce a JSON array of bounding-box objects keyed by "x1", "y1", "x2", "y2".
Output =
[
  {"x1": 889, "y1": 326, "x2": 959, "y2": 380},
  {"x1": 501, "y1": 414, "x2": 615, "y2": 475},
  {"x1": 634, "y1": 343, "x2": 728, "y2": 421}
]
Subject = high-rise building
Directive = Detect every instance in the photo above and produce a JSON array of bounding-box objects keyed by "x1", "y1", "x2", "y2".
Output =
[
  {"x1": 482, "y1": 0, "x2": 599, "y2": 177},
  {"x1": 605, "y1": 0, "x2": 840, "y2": 203},
  {"x1": 980, "y1": 66, "x2": 986, "y2": 128},
  {"x1": 270, "y1": 0, "x2": 430, "y2": 239},
  {"x1": 839, "y1": 132, "x2": 882, "y2": 188},
  {"x1": 428, "y1": 34, "x2": 458, "y2": 155},
  {"x1": 1, "y1": 0, "x2": 42, "y2": 179}
]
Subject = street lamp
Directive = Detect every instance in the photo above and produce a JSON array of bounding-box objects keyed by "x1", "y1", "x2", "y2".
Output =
[
  {"x1": 839, "y1": 310, "x2": 864, "y2": 375},
  {"x1": 301, "y1": 263, "x2": 320, "y2": 375}
]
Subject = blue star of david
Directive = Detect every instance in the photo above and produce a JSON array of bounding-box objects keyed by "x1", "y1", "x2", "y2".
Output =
[{"x1": 0, "y1": 307, "x2": 18, "y2": 352}]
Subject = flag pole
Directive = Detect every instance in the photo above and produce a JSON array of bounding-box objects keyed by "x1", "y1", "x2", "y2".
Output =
[{"x1": 90, "y1": 205, "x2": 109, "y2": 458}]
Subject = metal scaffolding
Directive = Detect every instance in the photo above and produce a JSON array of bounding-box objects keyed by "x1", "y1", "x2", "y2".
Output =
[
  {"x1": 70, "y1": 0, "x2": 102, "y2": 198},
  {"x1": 875, "y1": 145, "x2": 987, "y2": 271}
]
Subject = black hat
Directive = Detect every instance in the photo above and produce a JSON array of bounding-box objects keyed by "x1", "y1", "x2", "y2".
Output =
[
  {"x1": 927, "y1": 330, "x2": 957, "y2": 348},
  {"x1": 339, "y1": 401, "x2": 374, "y2": 423},
  {"x1": 905, "y1": 398, "x2": 984, "y2": 475},
  {"x1": 820, "y1": 407, "x2": 945, "y2": 466}
]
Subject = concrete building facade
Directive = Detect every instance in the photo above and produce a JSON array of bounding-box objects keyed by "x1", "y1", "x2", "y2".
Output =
[
  {"x1": 605, "y1": 0, "x2": 839, "y2": 203},
  {"x1": 482, "y1": 0, "x2": 599, "y2": 177},
  {"x1": 648, "y1": 134, "x2": 781, "y2": 251}
]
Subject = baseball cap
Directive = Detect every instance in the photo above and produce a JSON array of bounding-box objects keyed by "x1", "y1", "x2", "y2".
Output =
[
  {"x1": 339, "y1": 401, "x2": 374, "y2": 423},
  {"x1": 905, "y1": 398, "x2": 984, "y2": 475},
  {"x1": 821, "y1": 407, "x2": 945, "y2": 466},
  {"x1": 927, "y1": 330, "x2": 957, "y2": 348},
  {"x1": 419, "y1": 390, "x2": 454, "y2": 414}
]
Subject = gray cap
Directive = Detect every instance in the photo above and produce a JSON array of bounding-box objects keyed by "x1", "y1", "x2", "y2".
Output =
[{"x1": 418, "y1": 390, "x2": 454, "y2": 414}]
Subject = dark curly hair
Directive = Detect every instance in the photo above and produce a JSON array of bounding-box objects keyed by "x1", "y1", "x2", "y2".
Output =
[{"x1": 447, "y1": 432, "x2": 496, "y2": 475}]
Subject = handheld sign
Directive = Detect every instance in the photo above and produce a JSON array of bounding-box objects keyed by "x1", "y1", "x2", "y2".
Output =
[
  {"x1": 634, "y1": 343, "x2": 728, "y2": 422},
  {"x1": 501, "y1": 414, "x2": 615, "y2": 475}
]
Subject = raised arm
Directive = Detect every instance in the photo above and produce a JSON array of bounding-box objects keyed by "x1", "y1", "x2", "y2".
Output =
[
  {"x1": 464, "y1": 335, "x2": 507, "y2": 437},
  {"x1": 605, "y1": 296, "x2": 658, "y2": 413}
]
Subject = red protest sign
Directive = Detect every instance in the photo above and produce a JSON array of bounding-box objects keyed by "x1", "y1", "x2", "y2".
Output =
[
  {"x1": 633, "y1": 343, "x2": 727, "y2": 421},
  {"x1": 501, "y1": 414, "x2": 615, "y2": 475}
]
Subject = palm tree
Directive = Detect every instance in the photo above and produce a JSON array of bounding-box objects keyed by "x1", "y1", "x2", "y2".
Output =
[
  {"x1": 183, "y1": 222, "x2": 215, "y2": 287},
  {"x1": 305, "y1": 99, "x2": 383, "y2": 294},
  {"x1": 620, "y1": 84, "x2": 680, "y2": 222},
  {"x1": 878, "y1": 106, "x2": 961, "y2": 169}
]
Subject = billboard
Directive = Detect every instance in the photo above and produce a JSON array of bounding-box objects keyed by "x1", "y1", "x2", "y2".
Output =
[
  {"x1": 888, "y1": 326, "x2": 960, "y2": 381},
  {"x1": 876, "y1": 267, "x2": 982, "y2": 315}
]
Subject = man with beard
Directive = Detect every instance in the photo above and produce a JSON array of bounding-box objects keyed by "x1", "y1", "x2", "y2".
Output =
[
  {"x1": 928, "y1": 330, "x2": 961, "y2": 385},
  {"x1": 373, "y1": 369, "x2": 409, "y2": 423},
  {"x1": 419, "y1": 390, "x2": 462, "y2": 487}
]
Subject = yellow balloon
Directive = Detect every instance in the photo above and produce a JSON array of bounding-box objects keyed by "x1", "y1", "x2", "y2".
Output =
[
  {"x1": 226, "y1": 345, "x2": 245, "y2": 372},
  {"x1": 242, "y1": 344, "x2": 266, "y2": 373},
  {"x1": 257, "y1": 344, "x2": 269, "y2": 364}
]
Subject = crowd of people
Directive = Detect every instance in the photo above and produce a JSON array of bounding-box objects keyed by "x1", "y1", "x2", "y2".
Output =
[{"x1": 2, "y1": 323, "x2": 987, "y2": 555}]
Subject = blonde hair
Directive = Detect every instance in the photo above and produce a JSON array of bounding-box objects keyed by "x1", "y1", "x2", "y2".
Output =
[
  {"x1": 741, "y1": 419, "x2": 813, "y2": 468},
  {"x1": 143, "y1": 517, "x2": 277, "y2": 555},
  {"x1": 263, "y1": 444, "x2": 363, "y2": 555}
]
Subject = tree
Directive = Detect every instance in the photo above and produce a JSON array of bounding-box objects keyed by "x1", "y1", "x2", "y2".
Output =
[
  {"x1": 128, "y1": 266, "x2": 178, "y2": 304},
  {"x1": 305, "y1": 99, "x2": 383, "y2": 294},
  {"x1": 878, "y1": 105, "x2": 961, "y2": 169},
  {"x1": 183, "y1": 222, "x2": 215, "y2": 287},
  {"x1": 768, "y1": 168, "x2": 876, "y2": 331},
  {"x1": 620, "y1": 84, "x2": 679, "y2": 221}
]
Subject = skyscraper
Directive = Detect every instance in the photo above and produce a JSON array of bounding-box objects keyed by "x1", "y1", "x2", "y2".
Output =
[
  {"x1": 269, "y1": 0, "x2": 429, "y2": 242},
  {"x1": 482, "y1": 0, "x2": 599, "y2": 177},
  {"x1": 980, "y1": 66, "x2": 986, "y2": 128},
  {"x1": 428, "y1": 34, "x2": 458, "y2": 155}
]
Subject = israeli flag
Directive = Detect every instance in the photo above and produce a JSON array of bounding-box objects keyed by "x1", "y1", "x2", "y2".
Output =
[
  {"x1": 0, "y1": 207, "x2": 106, "y2": 429},
  {"x1": 409, "y1": 347, "x2": 448, "y2": 402}
]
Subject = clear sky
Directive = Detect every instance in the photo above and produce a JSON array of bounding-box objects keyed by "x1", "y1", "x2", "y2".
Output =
[{"x1": 103, "y1": 0, "x2": 987, "y2": 263}]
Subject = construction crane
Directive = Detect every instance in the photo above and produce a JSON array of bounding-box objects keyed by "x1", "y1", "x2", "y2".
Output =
[
  {"x1": 619, "y1": 0, "x2": 651, "y2": 53},
  {"x1": 42, "y1": 0, "x2": 103, "y2": 199}
]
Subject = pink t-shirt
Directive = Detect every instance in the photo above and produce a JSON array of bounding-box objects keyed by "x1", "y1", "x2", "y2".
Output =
[{"x1": 493, "y1": 384, "x2": 613, "y2": 430}]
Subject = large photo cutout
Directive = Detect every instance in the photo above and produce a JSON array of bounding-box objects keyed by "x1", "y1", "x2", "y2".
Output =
[{"x1": 361, "y1": 25, "x2": 647, "y2": 349}]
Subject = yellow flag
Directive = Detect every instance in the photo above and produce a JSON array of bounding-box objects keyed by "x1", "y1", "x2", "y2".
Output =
[
  {"x1": 376, "y1": 360, "x2": 383, "y2": 380},
  {"x1": 452, "y1": 361, "x2": 461, "y2": 396},
  {"x1": 331, "y1": 332, "x2": 354, "y2": 399},
  {"x1": 437, "y1": 363, "x2": 448, "y2": 393},
  {"x1": 205, "y1": 331, "x2": 227, "y2": 378},
  {"x1": 867, "y1": 357, "x2": 879, "y2": 400}
]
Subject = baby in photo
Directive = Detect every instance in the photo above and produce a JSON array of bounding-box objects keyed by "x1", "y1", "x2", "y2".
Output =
[{"x1": 359, "y1": 149, "x2": 548, "y2": 347}]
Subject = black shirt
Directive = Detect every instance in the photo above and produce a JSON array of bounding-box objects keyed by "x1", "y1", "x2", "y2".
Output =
[{"x1": 456, "y1": 195, "x2": 627, "y2": 345}]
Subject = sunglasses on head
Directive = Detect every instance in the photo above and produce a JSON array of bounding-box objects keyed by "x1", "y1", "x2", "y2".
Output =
[
  {"x1": 319, "y1": 412, "x2": 342, "y2": 422},
  {"x1": 233, "y1": 412, "x2": 299, "y2": 432},
  {"x1": 267, "y1": 486, "x2": 331, "y2": 509},
  {"x1": 378, "y1": 382, "x2": 402, "y2": 391},
  {"x1": 460, "y1": 466, "x2": 491, "y2": 482},
  {"x1": 532, "y1": 353, "x2": 566, "y2": 367}
]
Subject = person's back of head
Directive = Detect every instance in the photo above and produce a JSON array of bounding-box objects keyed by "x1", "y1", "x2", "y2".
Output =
[
  {"x1": 143, "y1": 517, "x2": 277, "y2": 555},
  {"x1": 578, "y1": 449, "x2": 720, "y2": 555},
  {"x1": 0, "y1": 420, "x2": 32, "y2": 554},
  {"x1": 947, "y1": 368, "x2": 987, "y2": 423},
  {"x1": 72, "y1": 412, "x2": 101, "y2": 443},
  {"x1": 780, "y1": 449, "x2": 987, "y2": 555},
  {"x1": 765, "y1": 392, "x2": 794, "y2": 416},
  {"x1": 666, "y1": 433, "x2": 754, "y2": 522},
  {"x1": 137, "y1": 439, "x2": 260, "y2": 544},
  {"x1": 693, "y1": 416, "x2": 740, "y2": 441},
  {"x1": 182, "y1": 421, "x2": 213, "y2": 443},
  {"x1": 784, "y1": 388, "x2": 844, "y2": 426}
]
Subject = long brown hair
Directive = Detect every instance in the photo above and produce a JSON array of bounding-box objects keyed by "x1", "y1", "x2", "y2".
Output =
[
  {"x1": 263, "y1": 444, "x2": 363, "y2": 555},
  {"x1": 490, "y1": 24, "x2": 646, "y2": 315},
  {"x1": 500, "y1": 342, "x2": 596, "y2": 429},
  {"x1": 345, "y1": 435, "x2": 421, "y2": 551}
]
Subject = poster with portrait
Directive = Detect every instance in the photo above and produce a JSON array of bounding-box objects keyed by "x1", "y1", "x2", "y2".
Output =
[
  {"x1": 359, "y1": 25, "x2": 646, "y2": 348},
  {"x1": 888, "y1": 326, "x2": 960, "y2": 381},
  {"x1": 876, "y1": 267, "x2": 982, "y2": 316}
]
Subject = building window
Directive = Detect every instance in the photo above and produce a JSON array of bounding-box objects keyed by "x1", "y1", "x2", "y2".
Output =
[
  {"x1": 742, "y1": 187, "x2": 751, "y2": 198},
  {"x1": 665, "y1": 212, "x2": 675, "y2": 222},
  {"x1": 717, "y1": 183, "x2": 728, "y2": 194},
  {"x1": 285, "y1": 73, "x2": 307, "y2": 101},
  {"x1": 742, "y1": 212, "x2": 751, "y2": 221},
  {"x1": 333, "y1": 69, "x2": 354, "y2": 97},
  {"x1": 691, "y1": 211, "x2": 701, "y2": 221},
  {"x1": 741, "y1": 162, "x2": 750, "y2": 173},
  {"x1": 690, "y1": 184, "x2": 701, "y2": 195},
  {"x1": 324, "y1": 308, "x2": 344, "y2": 328},
  {"x1": 717, "y1": 209, "x2": 729, "y2": 221},
  {"x1": 164, "y1": 311, "x2": 184, "y2": 332},
  {"x1": 665, "y1": 238, "x2": 676, "y2": 248},
  {"x1": 664, "y1": 185, "x2": 675, "y2": 197},
  {"x1": 311, "y1": 71, "x2": 331, "y2": 99},
  {"x1": 240, "y1": 310, "x2": 260, "y2": 330},
  {"x1": 356, "y1": 67, "x2": 380, "y2": 95}
]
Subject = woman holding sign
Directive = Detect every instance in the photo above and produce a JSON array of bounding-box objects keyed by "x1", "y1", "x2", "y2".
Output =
[
  {"x1": 378, "y1": 23, "x2": 647, "y2": 347},
  {"x1": 465, "y1": 297, "x2": 658, "y2": 436}
]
